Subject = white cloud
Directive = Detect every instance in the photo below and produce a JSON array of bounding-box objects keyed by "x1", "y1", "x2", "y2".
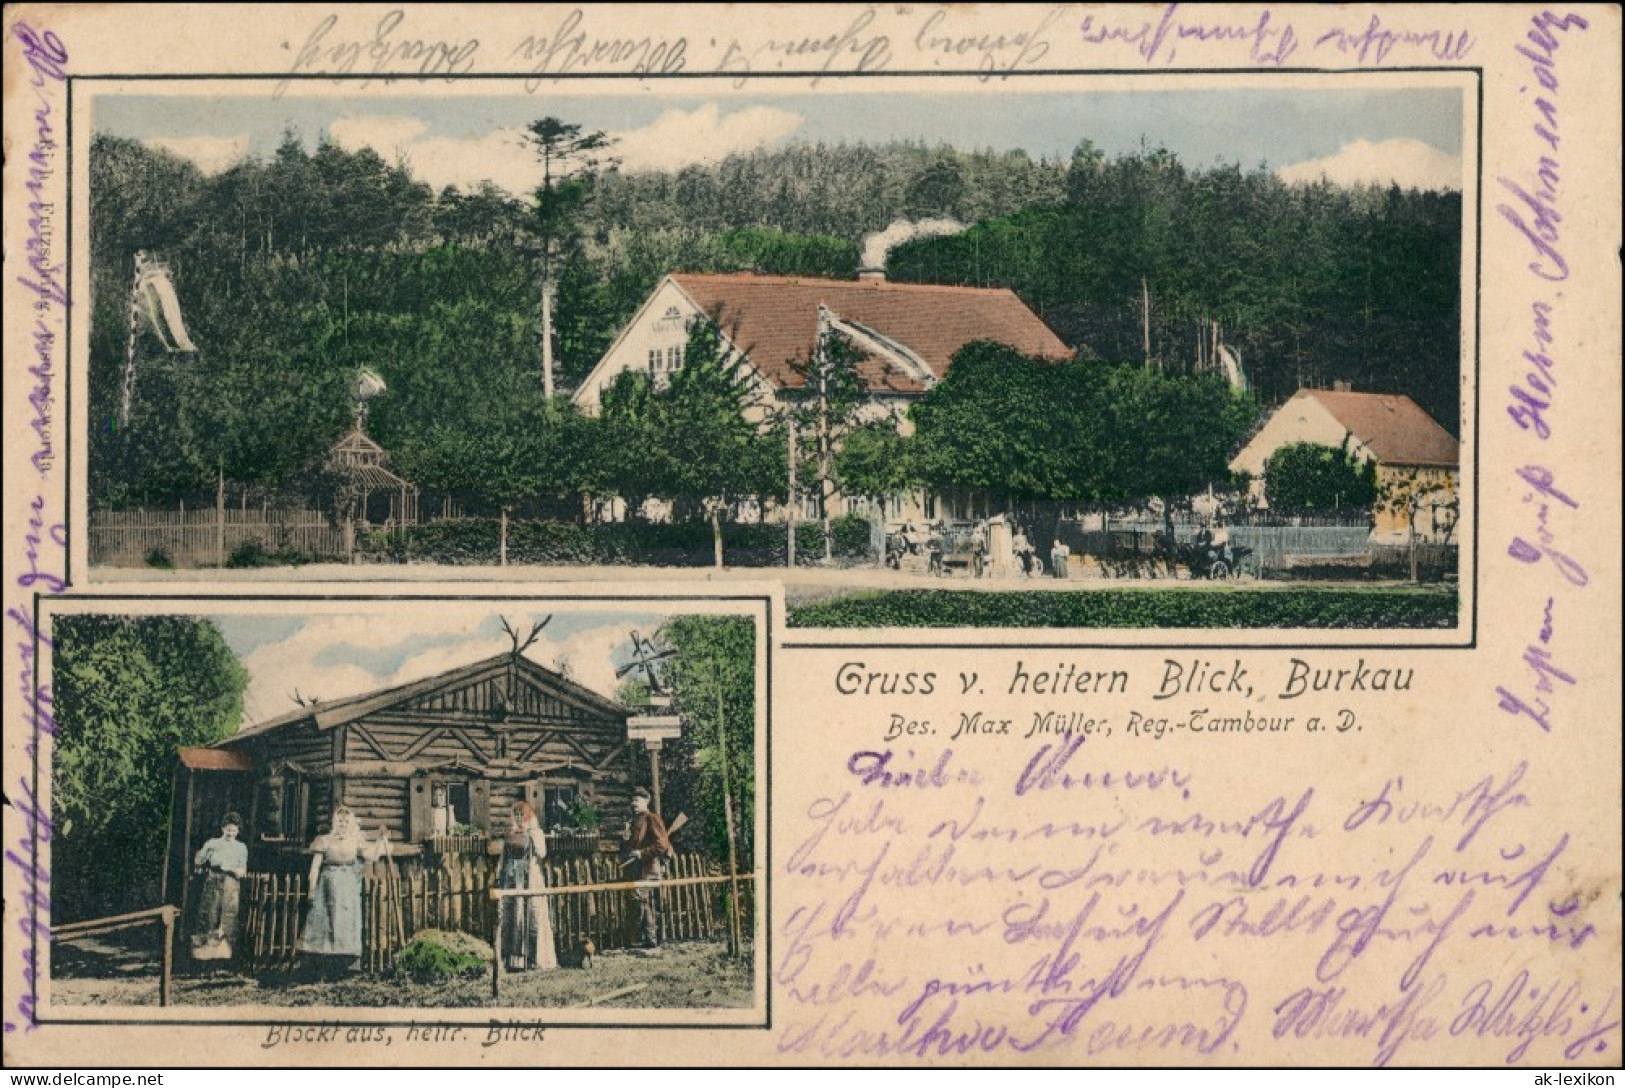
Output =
[
  {"x1": 406, "y1": 128, "x2": 541, "y2": 195},
  {"x1": 327, "y1": 114, "x2": 430, "y2": 162},
  {"x1": 236, "y1": 613, "x2": 636, "y2": 730},
  {"x1": 610, "y1": 103, "x2": 804, "y2": 173},
  {"x1": 239, "y1": 612, "x2": 488, "y2": 726},
  {"x1": 1277, "y1": 138, "x2": 1461, "y2": 192},
  {"x1": 529, "y1": 622, "x2": 635, "y2": 703},
  {"x1": 318, "y1": 103, "x2": 805, "y2": 196},
  {"x1": 144, "y1": 135, "x2": 249, "y2": 175}
]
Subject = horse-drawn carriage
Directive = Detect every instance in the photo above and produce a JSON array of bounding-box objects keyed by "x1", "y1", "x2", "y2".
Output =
[{"x1": 1153, "y1": 527, "x2": 1261, "y2": 579}]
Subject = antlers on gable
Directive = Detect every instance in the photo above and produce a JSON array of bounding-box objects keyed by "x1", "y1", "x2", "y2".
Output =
[{"x1": 500, "y1": 614, "x2": 552, "y2": 658}]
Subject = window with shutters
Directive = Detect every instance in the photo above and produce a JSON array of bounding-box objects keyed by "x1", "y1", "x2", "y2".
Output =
[
  {"x1": 261, "y1": 770, "x2": 310, "y2": 842},
  {"x1": 543, "y1": 785, "x2": 580, "y2": 830},
  {"x1": 410, "y1": 772, "x2": 490, "y2": 841}
]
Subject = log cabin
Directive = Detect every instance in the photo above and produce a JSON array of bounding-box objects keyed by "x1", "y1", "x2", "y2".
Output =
[{"x1": 164, "y1": 651, "x2": 633, "y2": 901}]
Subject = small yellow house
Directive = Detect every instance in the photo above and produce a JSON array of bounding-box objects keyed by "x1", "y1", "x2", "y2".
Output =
[{"x1": 1230, "y1": 389, "x2": 1460, "y2": 544}]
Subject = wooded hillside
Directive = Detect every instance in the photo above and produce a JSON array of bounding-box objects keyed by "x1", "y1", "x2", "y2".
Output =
[{"x1": 89, "y1": 130, "x2": 1459, "y2": 509}]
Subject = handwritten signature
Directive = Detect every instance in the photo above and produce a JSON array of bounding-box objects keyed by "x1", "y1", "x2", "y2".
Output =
[
  {"x1": 277, "y1": 10, "x2": 479, "y2": 96},
  {"x1": 7, "y1": 21, "x2": 69, "y2": 1036}
]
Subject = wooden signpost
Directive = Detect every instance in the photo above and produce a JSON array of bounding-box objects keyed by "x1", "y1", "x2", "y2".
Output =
[{"x1": 627, "y1": 699, "x2": 682, "y2": 813}]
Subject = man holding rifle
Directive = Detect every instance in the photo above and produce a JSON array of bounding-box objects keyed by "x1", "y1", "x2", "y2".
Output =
[{"x1": 624, "y1": 787, "x2": 674, "y2": 950}]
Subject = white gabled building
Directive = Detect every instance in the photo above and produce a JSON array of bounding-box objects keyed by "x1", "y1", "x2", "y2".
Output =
[
  {"x1": 574, "y1": 271, "x2": 1069, "y2": 422},
  {"x1": 572, "y1": 271, "x2": 1070, "y2": 523}
]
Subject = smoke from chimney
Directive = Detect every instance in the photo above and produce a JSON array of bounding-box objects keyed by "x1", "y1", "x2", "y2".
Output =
[{"x1": 860, "y1": 217, "x2": 967, "y2": 274}]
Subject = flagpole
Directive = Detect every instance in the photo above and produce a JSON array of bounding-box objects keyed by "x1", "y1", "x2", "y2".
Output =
[{"x1": 715, "y1": 663, "x2": 743, "y2": 959}]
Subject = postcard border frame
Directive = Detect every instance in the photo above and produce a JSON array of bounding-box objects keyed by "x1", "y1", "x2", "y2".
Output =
[
  {"x1": 28, "y1": 589, "x2": 775, "y2": 1031},
  {"x1": 62, "y1": 66, "x2": 1481, "y2": 650}
]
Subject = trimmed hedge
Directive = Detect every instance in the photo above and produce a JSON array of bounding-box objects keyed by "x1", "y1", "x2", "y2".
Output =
[
  {"x1": 364, "y1": 515, "x2": 874, "y2": 567},
  {"x1": 787, "y1": 587, "x2": 1459, "y2": 628}
]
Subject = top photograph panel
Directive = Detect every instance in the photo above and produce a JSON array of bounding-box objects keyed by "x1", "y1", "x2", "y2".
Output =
[{"x1": 76, "y1": 74, "x2": 1474, "y2": 637}]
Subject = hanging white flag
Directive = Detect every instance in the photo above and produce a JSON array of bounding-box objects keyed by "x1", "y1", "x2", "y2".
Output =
[
  {"x1": 356, "y1": 368, "x2": 388, "y2": 400},
  {"x1": 133, "y1": 251, "x2": 198, "y2": 353}
]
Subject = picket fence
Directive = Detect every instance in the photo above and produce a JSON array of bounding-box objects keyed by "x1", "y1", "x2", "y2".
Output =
[
  {"x1": 236, "y1": 852, "x2": 741, "y2": 973},
  {"x1": 90, "y1": 507, "x2": 347, "y2": 568}
]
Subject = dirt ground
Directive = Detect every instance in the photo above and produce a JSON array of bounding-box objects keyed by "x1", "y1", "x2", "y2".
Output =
[
  {"x1": 100, "y1": 557, "x2": 1427, "y2": 601},
  {"x1": 51, "y1": 931, "x2": 754, "y2": 1010}
]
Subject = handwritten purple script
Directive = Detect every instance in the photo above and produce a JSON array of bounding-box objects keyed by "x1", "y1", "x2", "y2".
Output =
[
  {"x1": 777, "y1": 743, "x2": 1617, "y2": 1064},
  {"x1": 1494, "y1": 11, "x2": 1592, "y2": 736},
  {"x1": 1500, "y1": 11, "x2": 1589, "y2": 440},
  {"x1": 1076, "y1": 5, "x2": 1473, "y2": 67},
  {"x1": 6, "y1": 21, "x2": 69, "y2": 1035}
]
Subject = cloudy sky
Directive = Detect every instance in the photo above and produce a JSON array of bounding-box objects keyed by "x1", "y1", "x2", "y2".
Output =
[
  {"x1": 208, "y1": 608, "x2": 672, "y2": 730},
  {"x1": 97, "y1": 84, "x2": 1466, "y2": 194}
]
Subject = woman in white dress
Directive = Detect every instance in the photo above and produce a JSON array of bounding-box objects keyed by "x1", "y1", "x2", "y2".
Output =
[{"x1": 496, "y1": 802, "x2": 558, "y2": 971}]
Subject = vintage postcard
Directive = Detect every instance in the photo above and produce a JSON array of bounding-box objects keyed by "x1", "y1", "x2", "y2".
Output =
[{"x1": 4, "y1": 1, "x2": 1620, "y2": 1070}]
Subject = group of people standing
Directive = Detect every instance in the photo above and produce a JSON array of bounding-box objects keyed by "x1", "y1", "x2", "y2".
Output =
[
  {"x1": 187, "y1": 787, "x2": 675, "y2": 973},
  {"x1": 1011, "y1": 527, "x2": 1071, "y2": 579}
]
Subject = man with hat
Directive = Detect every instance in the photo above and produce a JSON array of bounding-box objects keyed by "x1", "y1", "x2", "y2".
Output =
[{"x1": 624, "y1": 787, "x2": 673, "y2": 950}]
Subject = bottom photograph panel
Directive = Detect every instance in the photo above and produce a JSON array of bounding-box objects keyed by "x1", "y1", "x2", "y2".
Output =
[{"x1": 34, "y1": 596, "x2": 767, "y2": 1026}]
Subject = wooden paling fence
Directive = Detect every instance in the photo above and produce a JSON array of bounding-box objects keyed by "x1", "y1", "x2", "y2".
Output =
[
  {"x1": 238, "y1": 852, "x2": 741, "y2": 973},
  {"x1": 424, "y1": 829, "x2": 602, "y2": 860},
  {"x1": 239, "y1": 870, "x2": 312, "y2": 971},
  {"x1": 489, "y1": 861, "x2": 758, "y2": 997},
  {"x1": 90, "y1": 507, "x2": 346, "y2": 568},
  {"x1": 53, "y1": 905, "x2": 179, "y2": 1006}
]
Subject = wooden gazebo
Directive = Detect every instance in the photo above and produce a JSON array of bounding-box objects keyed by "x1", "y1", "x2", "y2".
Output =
[{"x1": 327, "y1": 424, "x2": 418, "y2": 554}]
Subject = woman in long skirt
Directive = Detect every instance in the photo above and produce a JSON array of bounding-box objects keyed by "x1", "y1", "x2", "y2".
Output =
[
  {"x1": 497, "y1": 803, "x2": 558, "y2": 971},
  {"x1": 300, "y1": 807, "x2": 384, "y2": 969}
]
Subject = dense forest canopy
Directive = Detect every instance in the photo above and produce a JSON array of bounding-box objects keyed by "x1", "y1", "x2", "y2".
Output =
[
  {"x1": 89, "y1": 127, "x2": 1460, "y2": 510},
  {"x1": 52, "y1": 615, "x2": 248, "y2": 920}
]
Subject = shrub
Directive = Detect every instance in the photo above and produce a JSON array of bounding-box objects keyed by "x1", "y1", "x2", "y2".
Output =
[
  {"x1": 225, "y1": 539, "x2": 270, "y2": 568},
  {"x1": 394, "y1": 929, "x2": 491, "y2": 983},
  {"x1": 570, "y1": 800, "x2": 601, "y2": 830},
  {"x1": 1265, "y1": 442, "x2": 1378, "y2": 512},
  {"x1": 373, "y1": 514, "x2": 878, "y2": 567},
  {"x1": 144, "y1": 547, "x2": 174, "y2": 570},
  {"x1": 225, "y1": 539, "x2": 317, "y2": 568},
  {"x1": 787, "y1": 588, "x2": 1459, "y2": 629}
]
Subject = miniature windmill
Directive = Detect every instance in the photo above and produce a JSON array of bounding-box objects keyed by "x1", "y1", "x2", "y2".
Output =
[
  {"x1": 616, "y1": 630, "x2": 676, "y2": 699},
  {"x1": 618, "y1": 630, "x2": 681, "y2": 812}
]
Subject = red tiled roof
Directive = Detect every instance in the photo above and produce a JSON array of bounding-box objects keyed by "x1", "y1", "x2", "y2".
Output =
[
  {"x1": 179, "y1": 747, "x2": 254, "y2": 772},
  {"x1": 1304, "y1": 390, "x2": 1459, "y2": 466},
  {"x1": 669, "y1": 273, "x2": 1069, "y2": 393}
]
